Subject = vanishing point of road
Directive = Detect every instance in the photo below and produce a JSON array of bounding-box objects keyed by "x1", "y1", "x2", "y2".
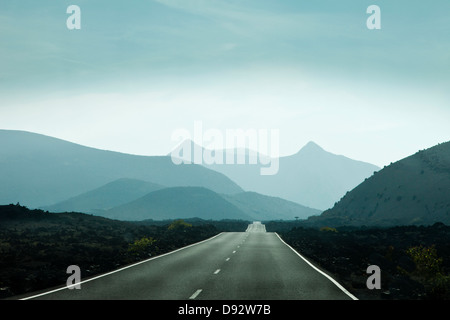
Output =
[{"x1": 19, "y1": 222, "x2": 357, "y2": 300}]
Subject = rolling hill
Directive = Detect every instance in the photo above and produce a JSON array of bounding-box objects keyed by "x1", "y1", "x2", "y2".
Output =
[
  {"x1": 42, "y1": 178, "x2": 165, "y2": 214},
  {"x1": 305, "y1": 141, "x2": 450, "y2": 227},
  {"x1": 44, "y1": 178, "x2": 321, "y2": 221},
  {"x1": 0, "y1": 130, "x2": 243, "y2": 208},
  {"x1": 100, "y1": 186, "x2": 253, "y2": 221},
  {"x1": 222, "y1": 192, "x2": 321, "y2": 221}
]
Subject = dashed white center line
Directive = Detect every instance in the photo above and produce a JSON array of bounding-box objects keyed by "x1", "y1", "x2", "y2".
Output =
[
  {"x1": 214, "y1": 269, "x2": 221, "y2": 274},
  {"x1": 226, "y1": 257, "x2": 230, "y2": 261},
  {"x1": 189, "y1": 289, "x2": 202, "y2": 300},
  {"x1": 232, "y1": 250, "x2": 236, "y2": 254}
]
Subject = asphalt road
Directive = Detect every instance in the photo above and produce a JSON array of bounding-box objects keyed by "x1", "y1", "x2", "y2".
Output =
[{"x1": 20, "y1": 222, "x2": 357, "y2": 300}]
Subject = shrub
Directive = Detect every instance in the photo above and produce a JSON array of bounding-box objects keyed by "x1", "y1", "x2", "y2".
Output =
[
  {"x1": 319, "y1": 226, "x2": 338, "y2": 233},
  {"x1": 168, "y1": 219, "x2": 192, "y2": 231},
  {"x1": 128, "y1": 236, "x2": 156, "y2": 256},
  {"x1": 406, "y1": 245, "x2": 450, "y2": 299},
  {"x1": 407, "y1": 245, "x2": 442, "y2": 277}
]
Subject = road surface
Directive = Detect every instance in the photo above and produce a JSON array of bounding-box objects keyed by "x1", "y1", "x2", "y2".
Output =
[{"x1": 19, "y1": 222, "x2": 357, "y2": 300}]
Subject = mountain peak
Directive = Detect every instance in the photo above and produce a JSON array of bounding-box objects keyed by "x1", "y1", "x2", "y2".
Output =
[{"x1": 299, "y1": 141, "x2": 325, "y2": 153}]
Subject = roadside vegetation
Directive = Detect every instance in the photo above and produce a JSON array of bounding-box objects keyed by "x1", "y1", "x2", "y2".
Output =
[
  {"x1": 0, "y1": 204, "x2": 247, "y2": 299},
  {"x1": 3, "y1": 202, "x2": 449, "y2": 300},
  {"x1": 266, "y1": 221, "x2": 450, "y2": 299}
]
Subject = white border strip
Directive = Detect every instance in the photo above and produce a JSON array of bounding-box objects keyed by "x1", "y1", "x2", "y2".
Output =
[
  {"x1": 20, "y1": 232, "x2": 224, "y2": 300},
  {"x1": 275, "y1": 232, "x2": 358, "y2": 300}
]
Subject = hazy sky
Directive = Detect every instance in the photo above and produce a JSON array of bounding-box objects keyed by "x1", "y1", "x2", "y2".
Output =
[{"x1": 0, "y1": 0, "x2": 449, "y2": 167}]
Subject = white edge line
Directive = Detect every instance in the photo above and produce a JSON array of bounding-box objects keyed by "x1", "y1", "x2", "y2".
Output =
[
  {"x1": 275, "y1": 232, "x2": 359, "y2": 300},
  {"x1": 20, "y1": 232, "x2": 225, "y2": 300}
]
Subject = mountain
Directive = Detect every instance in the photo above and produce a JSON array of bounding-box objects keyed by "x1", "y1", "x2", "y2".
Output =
[
  {"x1": 45, "y1": 177, "x2": 320, "y2": 221},
  {"x1": 221, "y1": 192, "x2": 321, "y2": 221},
  {"x1": 305, "y1": 141, "x2": 450, "y2": 227},
  {"x1": 0, "y1": 130, "x2": 243, "y2": 208},
  {"x1": 200, "y1": 140, "x2": 380, "y2": 210},
  {"x1": 100, "y1": 186, "x2": 253, "y2": 221},
  {"x1": 42, "y1": 178, "x2": 165, "y2": 214}
]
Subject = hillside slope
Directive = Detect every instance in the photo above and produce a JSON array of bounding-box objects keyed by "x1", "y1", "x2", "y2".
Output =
[
  {"x1": 221, "y1": 192, "x2": 321, "y2": 221},
  {"x1": 101, "y1": 186, "x2": 253, "y2": 221},
  {"x1": 306, "y1": 141, "x2": 450, "y2": 227},
  {"x1": 43, "y1": 178, "x2": 165, "y2": 214},
  {"x1": 45, "y1": 178, "x2": 321, "y2": 221},
  {"x1": 0, "y1": 130, "x2": 243, "y2": 208}
]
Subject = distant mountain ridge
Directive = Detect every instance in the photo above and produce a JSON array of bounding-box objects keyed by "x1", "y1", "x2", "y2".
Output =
[
  {"x1": 306, "y1": 141, "x2": 450, "y2": 227},
  {"x1": 222, "y1": 192, "x2": 321, "y2": 221},
  {"x1": 44, "y1": 178, "x2": 321, "y2": 221},
  {"x1": 0, "y1": 130, "x2": 243, "y2": 208},
  {"x1": 0, "y1": 129, "x2": 379, "y2": 221},
  {"x1": 199, "y1": 140, "x2": 380, "y2": 210}
]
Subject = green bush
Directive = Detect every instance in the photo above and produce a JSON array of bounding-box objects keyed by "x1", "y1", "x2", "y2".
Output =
[
  {"x1": 407, "y1": 245, "x2": 442, "y2": 277},
  {"x1": 319, "y1": 226, "x2": 338, "y2": 233},
  {"x1": 128, "y1": 236, "x2": 156, "y2": 256},
  {"x1": 406, "y1": 245, "x2": 450, "y2": 299},
  {"x1": 168, "y1": 219, "x2": 192, "y2": 231}
]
